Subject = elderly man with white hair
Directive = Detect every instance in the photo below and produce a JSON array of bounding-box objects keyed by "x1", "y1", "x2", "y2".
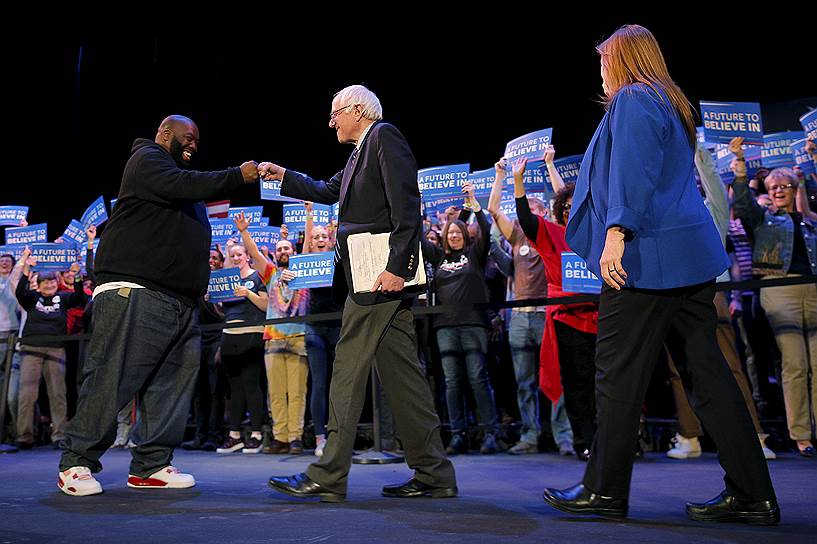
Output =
[{"x1": 259, "y1": 85, "x2": 457, "y2": 502}]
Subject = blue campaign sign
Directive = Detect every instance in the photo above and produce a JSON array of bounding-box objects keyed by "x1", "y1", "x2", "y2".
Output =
[
  {"x1": 762, "y1": 132, "x2": 803, "y2": 169},
  {"x1": 467, "y1": 168, "x2": 497, "y2": 199},
  {"x1": 477, "y1": 193, "x2": 518, "y2": 220},
  {"x1": 30, "y1": 243, "x2": 78, "y2": 272},
  {"x1": 246, "y1": 226, "x2": 282, "y2": 248},
  {"x1": 110, "y1": 198, "x2": 117, "y2": 211},
  {"x1": 696, "y1": 127, "x2": 717, "y2": 151},
  {"x1": 700, "y1": 101, "x2": 764, "y2": 146},
  {"x1": 418, "y1": 164, "x2": 470, "y2": 200},
  {"x1": 207, "y1": 268, "x2": 243, "y2": 303},
  {"x1": 504, "y1": 128, "x2": 553, "y2": 162},
  {"x1": 287, "y1": 253, "x2": 335, "y2": 289},
  {"x1": 0, "y1": 206, "x2": 28, "y2": 227},
  {"x1": 800, "y1": 108, "x2": 817, "y2": 140},
  {"x1": 0, "y1": 244, "x2": 26, "y2": 261},
  {"x1": 516, "y1": 159, "x2": 549, "y2": 194},
  {"x1": 210, "y1": 219, "x2": 236, "y2": 246},
  {"x1": 228, "y1": 206, "x2": 264, "y2": 224},
  {"x1": 423, "y1": 197, "x2": 461, "y2": 223},
  {"x1": 792, "y1": 138, "x2": 817, "y2": 176},
  {"x1": 283, "y1": 203, "x2": 332, "y2": 232},
  {"x1": 332, "y1": 203, "x2": 340, "y2": 222},
  {"x1": 715, "y1": 144, "x2": 763, "y2": 183},
  {"x1": 549, "y1": 155, "x2": 583, "y2": 186},
  {"x1": 5, "y1": 223, "x2": 47, "y2": 245},
  {"x1": 62, "y1": 220, "x2": 86, "y2": 247},
  {"x1": 561, "y1": 252, "x2": 601, "y2": 294},
  {"x1": 258, "y1": 217, "x2": 270, "y2": 227},
  {"x1": 260, "y1": 178, "x2": 299, "y2": 202},
  {"x1": 81, "y1": 196, "x2": 108, "y2": 229}
]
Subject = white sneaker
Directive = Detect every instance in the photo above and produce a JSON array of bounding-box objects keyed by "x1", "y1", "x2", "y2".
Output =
[
  {"x1": 315, "y1": 434, "x2": 326, "y2": 457},
  {"x1": 666, "y1": 433, "x2": 701, "y2": 459},
  {"x1": 759, "y1": 433, "x2": 777, "y2": 460},
  {"x1": 127, "y1": 466, "x2": 195, "y2": 489},
  {"x1": 58, "y1": 466, "x2": 103, "y2": 496}
]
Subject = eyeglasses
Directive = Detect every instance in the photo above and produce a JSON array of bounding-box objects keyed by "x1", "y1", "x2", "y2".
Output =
[
  {"x1": 767, "y1": 183, "x2": 796, "y2": 193},
  {"x1": 329, "y1": 104, "x2": 355, "y2": 121}
]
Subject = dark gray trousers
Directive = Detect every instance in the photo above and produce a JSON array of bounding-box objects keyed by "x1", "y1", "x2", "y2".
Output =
[{"x1": 306, "y1": 296, "x2": 456, "y2": 493}]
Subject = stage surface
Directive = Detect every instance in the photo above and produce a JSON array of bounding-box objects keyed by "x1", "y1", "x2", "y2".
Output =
[{"x1": 0, "y1": 449, "x2": 814, "y2": 543}]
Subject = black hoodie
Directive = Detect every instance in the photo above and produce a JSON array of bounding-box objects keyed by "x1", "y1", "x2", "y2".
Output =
[{"x1": 94, "y1": 139, "x2": 244, "y2": 306}]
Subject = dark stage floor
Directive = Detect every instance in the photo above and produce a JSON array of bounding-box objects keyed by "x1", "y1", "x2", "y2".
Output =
[{"x1": 0, "y1": 448, "x2": 814, "y2": 543}]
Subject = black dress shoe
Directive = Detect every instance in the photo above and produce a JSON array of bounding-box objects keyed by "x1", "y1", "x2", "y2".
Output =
[
  {"x1": 686, "y1": 490, "x2": 780, "y2": 525},
  {"x1": 543, "y1": 483, "x2": 628, "y2": 518},
  {"x1": 268, "y1": 472, "x2": 345, "y2": 503},
  {"x1": 382, "y1": 477, "x2": 458, "y2": 499}
]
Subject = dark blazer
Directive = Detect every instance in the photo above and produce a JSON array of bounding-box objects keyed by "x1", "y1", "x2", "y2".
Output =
[{"x1": 281, "y1": 121, "x2": 422, "y2": 306}]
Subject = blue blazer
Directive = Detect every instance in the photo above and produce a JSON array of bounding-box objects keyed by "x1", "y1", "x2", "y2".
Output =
[{"x1": 565, "y1": 83, "x2": 728, "y2": 289}]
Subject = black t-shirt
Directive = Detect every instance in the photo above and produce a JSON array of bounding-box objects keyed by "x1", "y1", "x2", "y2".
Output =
[
  {"x1": 430, "y1": 247, "x2": 489, "y2": 329},
  {"x1": 16, "y1": 277, "x2": 87, "y2": 347},
  {"x1": 221, "y1": 270, "x2": 266, "y2": 324},
  {"x1": 789, "y1": 213, "x2": 812, "y2": 275}
]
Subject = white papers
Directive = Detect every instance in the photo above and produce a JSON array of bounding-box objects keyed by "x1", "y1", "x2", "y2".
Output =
[{"x1": 346, "y1": 232, "x2": 426, "y2": 293}]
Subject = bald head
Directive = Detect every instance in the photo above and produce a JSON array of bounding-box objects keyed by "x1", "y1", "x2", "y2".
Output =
[{"x1": 156, "y1": 115, "x2": 199, "y2": 166}]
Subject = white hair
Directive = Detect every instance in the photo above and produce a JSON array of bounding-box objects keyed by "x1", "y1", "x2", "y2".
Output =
[{"x1": 334, "y1": 85, "x2": 383, "y2": 121}]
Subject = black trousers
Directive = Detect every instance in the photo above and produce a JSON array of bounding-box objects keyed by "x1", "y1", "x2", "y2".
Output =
[
  {"x1": 554, "y1": 320, "x2": 596, "y2": 452},
  {"x1": 582, "y1": 281, "x2": 776, "y2": 503}
]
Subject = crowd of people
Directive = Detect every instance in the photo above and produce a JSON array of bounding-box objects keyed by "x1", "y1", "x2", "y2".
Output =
[{"x1": 2, "y1": 134, "x2": 815, "y2": 464}]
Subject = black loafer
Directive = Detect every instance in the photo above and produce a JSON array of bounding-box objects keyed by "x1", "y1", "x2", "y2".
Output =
[
  {"x1": 686, "y1": 490, "x2": 779, "y2": 525},
  {"x1": 543, "y1": 483, "x2": 628, "y2": 518},
  {"x1": 268, "y1": 472, "x2": 346, "y2": 503},
  {"x1": 382, "y1": 477, "x2": 458, "y2": 498}
]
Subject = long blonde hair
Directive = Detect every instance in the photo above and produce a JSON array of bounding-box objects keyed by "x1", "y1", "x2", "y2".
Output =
[{"x1": 597, "y1": 24, "x2": 696, "y2": 146}]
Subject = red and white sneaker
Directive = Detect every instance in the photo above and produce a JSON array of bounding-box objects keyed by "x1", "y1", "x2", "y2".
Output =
[
  {"x1": 127, "y1": 466, "x2": 196, "y2": 489},
  {"x1": 58, "y1": 466, "x2": 103, "y2": 496}
]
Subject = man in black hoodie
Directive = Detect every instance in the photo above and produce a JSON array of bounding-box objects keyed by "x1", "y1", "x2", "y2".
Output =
[{"x1": 58, "y1": 115, "x2": 259, "y2": 496}]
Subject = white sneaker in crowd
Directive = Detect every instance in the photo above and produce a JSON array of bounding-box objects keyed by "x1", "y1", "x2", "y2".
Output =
[
  {"x1": 315, "y1": 434, "x2": 326, "y2": 457},
  {"x1": 758, "y1": 433, "x2": 777, "y2": 460},
  {"x1": 127, "y1": 466, "x2": 195, "y2": 489},
  {"x1": 58, "y1": 466, "x2": 103, "y2": 496},
  {"x1": 666, "y1": 433, "x2": 701, "y2": 459}
]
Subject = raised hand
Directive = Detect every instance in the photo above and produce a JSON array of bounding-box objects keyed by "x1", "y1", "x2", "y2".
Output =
[
  {"x1": 728, "y1": 137, "x2": 745, "y2": 159},
  {"x1": 543, "y1": 144, "x2": 556, "y2": 164},
  {"x1": 233, "y1": 211, "x2": 250, "y2": 232},
  {"x1": 512, "y1": 157, "x2": 528, "y2": 181},
  {"x1": 494, "y1": 158, "x2": 508, "y2": 182},
  {"x1": 86, "y1": 225, "x2": 97, "y2": 242}
]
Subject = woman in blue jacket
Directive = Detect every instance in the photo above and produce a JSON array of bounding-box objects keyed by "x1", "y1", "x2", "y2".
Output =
[{"x1": 542, "y1": 24, "x2": 778, "y2": 525}]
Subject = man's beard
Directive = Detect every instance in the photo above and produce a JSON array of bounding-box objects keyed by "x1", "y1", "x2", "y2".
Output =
[{"x1": 170, "y1": 138, "x2": 190, "y2": 168}]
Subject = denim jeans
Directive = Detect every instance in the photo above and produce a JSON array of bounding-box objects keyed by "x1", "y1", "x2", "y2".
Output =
[
  {"x1": 436, "y1": 326, "x2": 498, "y2": 434},
  {"x1": 305, "y1": 324, "x2": 340, "y2": 437},
  {"x1": 60, "y1": 287, "x2": 200, "y2": 478},
  {"x1": 508, "y1": 311, "x2": 545, "y2": 445}
]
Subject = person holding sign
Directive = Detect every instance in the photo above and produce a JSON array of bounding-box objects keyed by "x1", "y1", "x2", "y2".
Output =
[
  {"x1": 234, "y1": 212, "x2": 310, "y2": 456},
  {"x1": 491, "y1": 151, "x2": 598, "y2": 461},
  {"x1": 215, "y1": 242, "x2": 268, "y2": 455},
  {"x1": 303, "y1": 201, "x2": 342, "y2": 457},
  {"x1": 15, "y1": 248, "x2": 88, "y2": 449},
  {"x1": 58, "y1": 114, "x2": 259, "y2": 496},
  {"x1": 259, "y1": 85, "x2": 456, "y2": 502},
  {"x1": 545, "y1": 25, "x2": 779, "y2": 524},
  {"x1": 731, "y1": 139, "x2": 817, "y2": 459}
]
